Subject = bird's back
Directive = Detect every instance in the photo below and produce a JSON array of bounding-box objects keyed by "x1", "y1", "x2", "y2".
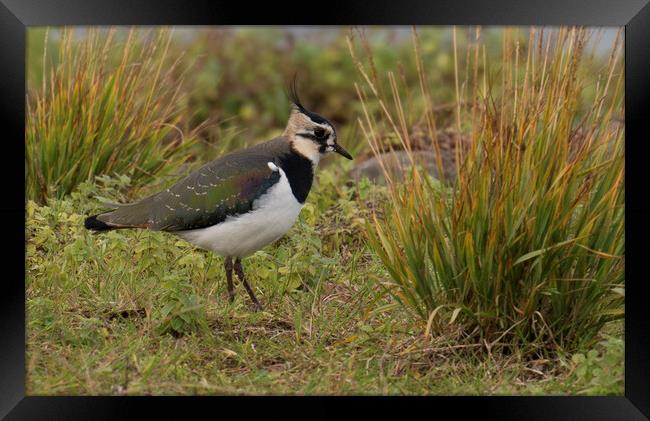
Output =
[{"x1": 87, "y1": 137, "x2": 293, "y2": 232}]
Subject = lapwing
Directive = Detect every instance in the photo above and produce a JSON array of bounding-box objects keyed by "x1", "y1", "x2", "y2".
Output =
[{"x1": 84, "y1": 87, "x2": 352, "y2": 311}]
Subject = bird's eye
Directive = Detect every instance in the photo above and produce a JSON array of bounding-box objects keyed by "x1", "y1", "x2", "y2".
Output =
[{"x1": 314, "y1": 128, "x2": 327, "y2": 140}]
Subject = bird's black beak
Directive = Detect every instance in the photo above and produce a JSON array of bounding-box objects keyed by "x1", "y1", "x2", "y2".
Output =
[{"x1": 333, "y1": 143, "x2": 353, "y2": 160}]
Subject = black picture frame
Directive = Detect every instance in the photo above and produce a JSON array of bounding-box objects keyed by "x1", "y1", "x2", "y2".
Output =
[{"x1": 2, "y1": 0, "x2": 649, "y2": 419}]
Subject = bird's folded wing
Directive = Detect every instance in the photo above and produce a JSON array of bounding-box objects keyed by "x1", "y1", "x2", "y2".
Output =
[{"x1": 97, "y1": 152, "x2": 281, "y2": 231}]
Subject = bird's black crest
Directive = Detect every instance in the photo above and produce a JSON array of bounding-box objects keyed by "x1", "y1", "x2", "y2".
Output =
[
  {"x1": 286, "y1": 74, "x2": 328, "y2": 125},
  {"x1": 287, "y1": 73, "x2": 305, "y2": 111}
]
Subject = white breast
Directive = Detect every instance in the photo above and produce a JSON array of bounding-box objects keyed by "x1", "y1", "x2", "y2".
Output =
[{"x1": 175, "y1": 167, "x2": 303, "y2": 257}]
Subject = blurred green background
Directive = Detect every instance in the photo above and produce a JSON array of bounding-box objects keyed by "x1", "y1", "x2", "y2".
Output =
[{"x1": 26, "y1": 26, "x2": 617, "y2": 200}]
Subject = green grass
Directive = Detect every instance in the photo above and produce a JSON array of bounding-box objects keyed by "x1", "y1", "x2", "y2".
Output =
[
  {"x1": 357, "y1": 27, "x2": 624, "y2": 355},
  {"x1": 26, "y1": 28, "x2": 199, "y2": 204},
  {"x1": 26, "y1": 169, "x2": 622, "y2": 395}
]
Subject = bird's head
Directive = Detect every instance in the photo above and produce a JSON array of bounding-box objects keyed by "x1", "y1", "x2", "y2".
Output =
[{"x1": 283, "y1": 83, "x2": 352, "y2": 165}]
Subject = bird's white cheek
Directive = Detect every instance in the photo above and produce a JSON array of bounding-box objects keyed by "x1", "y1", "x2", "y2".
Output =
[
  {"x1": 293, "y1": 135, "x2": 322, "y2": 164},
  {"x1": 326, "y1": 146, "x2": 334, "y2": 152}
]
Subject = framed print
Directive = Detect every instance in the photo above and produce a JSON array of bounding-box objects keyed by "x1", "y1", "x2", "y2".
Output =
[{"x1": 3, "y1": 0, "x2": 650, "y2": 419}]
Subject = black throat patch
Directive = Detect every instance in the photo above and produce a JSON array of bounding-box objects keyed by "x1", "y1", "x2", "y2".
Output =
[{"x1": 277, "y1": 149, "x2": 314, "y2": 204}]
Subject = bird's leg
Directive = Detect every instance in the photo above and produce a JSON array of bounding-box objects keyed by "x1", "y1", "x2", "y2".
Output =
[
  {"x1": 234, "y1": 258, "x2": 263, "y2": 311},
  {"x1": 224, "y1": 257, "x2": 235, "y2": 303}
]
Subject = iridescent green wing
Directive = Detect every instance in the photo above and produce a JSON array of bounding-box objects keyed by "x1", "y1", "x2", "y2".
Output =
[
  {"x1": 97, "y1": 147, "x2": 283, "y2": 231},
  {"x1": 155, "y1": 151, "x2": 281, "y2": 231}
]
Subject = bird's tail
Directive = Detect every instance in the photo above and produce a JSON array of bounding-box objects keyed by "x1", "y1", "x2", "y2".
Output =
[
  {"x1": 84, "y1": 198, "x2": 154, "y2": 232},
  {"x1": 84, "y1": 211, "x2": 149, "y2": 231},
  {"x1": 84, "y1": 214, "x2": 115, "y2": 231}
]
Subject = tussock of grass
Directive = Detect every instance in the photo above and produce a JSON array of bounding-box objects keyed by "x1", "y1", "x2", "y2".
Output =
[
  {"x1": 354, "y1": 27, "x2": 624, "y2": 355},
  {"x1": 26, "y1": 28, "x2": 199, "y2": 203}
]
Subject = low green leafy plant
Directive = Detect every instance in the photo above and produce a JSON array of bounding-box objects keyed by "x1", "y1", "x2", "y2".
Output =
[
  {"x1": 156, "y1": 276, "x2": 206, "y2": 337},
  {"x1": 570, "y1": 334, "x2": 624, "y2": 394}
]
